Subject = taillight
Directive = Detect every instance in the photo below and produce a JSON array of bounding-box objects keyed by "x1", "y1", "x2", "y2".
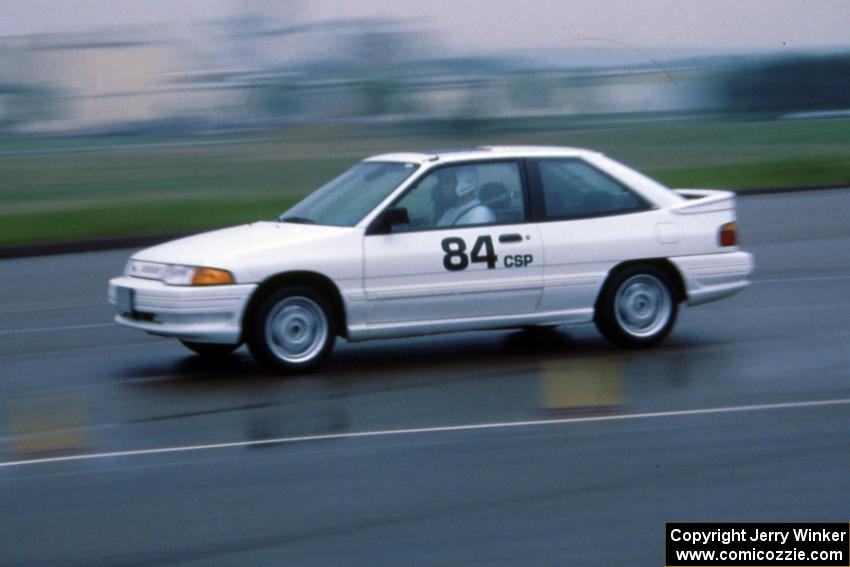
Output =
[{"x1": 719, "y1": 222, "x2": 737, "y2": 247}]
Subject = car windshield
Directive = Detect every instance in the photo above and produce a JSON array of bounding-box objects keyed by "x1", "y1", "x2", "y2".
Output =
[{"x1": 279, "y1": 161, "x2": 419, "y2": 226}]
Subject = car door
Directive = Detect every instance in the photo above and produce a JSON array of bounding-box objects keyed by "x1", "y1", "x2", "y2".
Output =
[
  {"x1": 527, "y1": 157, "x2": 660, "y2": 316},
  {"x1": 362, "y1": 160, "x2": 543, "y2": 333}
]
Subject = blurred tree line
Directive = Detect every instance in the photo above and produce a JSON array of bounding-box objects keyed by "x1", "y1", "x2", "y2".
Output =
[
  {"x1": 722, "y1": 54, "x2": 850, "y2": 116},
  {"x1": 0, "y1": 84, "x2": 61, "y2": 131}
]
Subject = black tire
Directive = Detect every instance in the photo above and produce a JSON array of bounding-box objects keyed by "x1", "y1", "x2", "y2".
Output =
[
  {"x1": 179, "y1": 340, "x2": 240, "y2": 356},
  {"x1": 246, "y1": 285, "x2": 337, "y2": 374},
  {"x1": 594, "y1": 264, "x2": 678, "y2": 348}
]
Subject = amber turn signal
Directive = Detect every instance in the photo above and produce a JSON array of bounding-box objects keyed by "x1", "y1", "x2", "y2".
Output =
[
  {"x1": 191, "y1": 268, "x2": 234, "y2": 285},
  {"x1": 719, "y1": 222, "x2": 737, "y2": 247}
]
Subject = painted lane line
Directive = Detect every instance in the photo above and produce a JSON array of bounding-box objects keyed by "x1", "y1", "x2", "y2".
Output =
[
  {"x1": 2, "y1": 397, "x2": 850, "y2": 469},
  {"x1": 0, "y1": 323, "x2": 114, "y2": 336},
  {"x1": 752, "y1": 275, "x2": 850, "y2": 284},
  {"x1": 0, "y1": 302, "x2": 104, "y2": 315}
]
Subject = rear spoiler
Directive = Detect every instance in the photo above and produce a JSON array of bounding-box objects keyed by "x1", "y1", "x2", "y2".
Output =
[{"x1": 671, "y1": 189, "x2": 736, "y2": 215}]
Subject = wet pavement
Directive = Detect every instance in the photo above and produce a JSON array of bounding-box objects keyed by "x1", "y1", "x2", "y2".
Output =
[{"x1": 1, "y1": 189, "x2": 849, "y2": 565}]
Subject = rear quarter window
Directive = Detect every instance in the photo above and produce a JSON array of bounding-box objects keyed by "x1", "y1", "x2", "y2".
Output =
[{"x1": 536, "y1": 159, "x2": 649, "y2": 220}]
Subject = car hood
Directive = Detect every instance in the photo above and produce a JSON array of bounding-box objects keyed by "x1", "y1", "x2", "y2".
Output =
[{"x1": 132, "y1": 221, "x2": 355, "y2": 268}]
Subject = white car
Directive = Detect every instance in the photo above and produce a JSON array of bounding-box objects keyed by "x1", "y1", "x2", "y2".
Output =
[{"x1": 108, "y1": 146, "x2": 753, "y2": 373}]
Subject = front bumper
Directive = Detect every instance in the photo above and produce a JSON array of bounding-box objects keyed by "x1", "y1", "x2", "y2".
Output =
[
  {"x1": 107, "y1": 277, "x2": 257, "y2": 344},
  {"x1": 670, "y1": 251, "x2": 754, "y2": 306}
]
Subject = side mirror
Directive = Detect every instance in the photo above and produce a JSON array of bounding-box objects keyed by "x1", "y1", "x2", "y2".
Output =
[{"x1": 370, "y1": 207, "x2": 409, "y2": 234}]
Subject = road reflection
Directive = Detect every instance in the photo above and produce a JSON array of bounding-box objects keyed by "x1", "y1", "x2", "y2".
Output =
[
  {"x1": 539, "y1": 355, "x2": 625, "y2": 415},
  {"x1": 3, "y1": 393, "x2": 92, "y2": 459}
]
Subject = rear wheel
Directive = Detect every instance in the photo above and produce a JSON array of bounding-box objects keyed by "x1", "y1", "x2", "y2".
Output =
[
  {"x1": 595, "y1": 265, "x2": 678, "y2": 348},
  {"x1": 179, "y1": 340, "x2": 240, "y2": 357},
  {"x1": 246, "y1": 285, "x2": 336, "y2": 374}
]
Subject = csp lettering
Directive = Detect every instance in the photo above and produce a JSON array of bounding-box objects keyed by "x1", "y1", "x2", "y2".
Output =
[{"x1": 504, "y1": 254, "x2": 533, "y2": 268}]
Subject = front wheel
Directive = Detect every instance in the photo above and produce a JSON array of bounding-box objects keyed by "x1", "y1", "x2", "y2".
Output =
[
  {"x1": 246, "y1": 285, "x2": 336, "y2": 374},
  {"x1": 595, "y1": 265, "x2": 678, "y2": 348}
]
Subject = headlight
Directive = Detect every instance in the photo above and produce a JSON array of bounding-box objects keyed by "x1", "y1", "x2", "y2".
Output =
[
  {"x1": 163, "y1": 265, "x2": 234, "y2": 286},
  {"x1": 162, "y1": 264, "x2": 196, "y2": 285},
  {"x1": 124, "y1": 259, "x2": 166, "y2": 279},
  {"x1": 125, "y1": 260, "x2": 234, "y2": 286}
]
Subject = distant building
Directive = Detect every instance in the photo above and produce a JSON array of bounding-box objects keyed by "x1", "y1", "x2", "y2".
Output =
[{"x1": 0, "y1": 32, "x2": 252, "y2": 133}]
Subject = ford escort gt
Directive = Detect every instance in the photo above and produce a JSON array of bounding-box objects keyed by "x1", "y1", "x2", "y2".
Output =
[{"x1": 108, "y1": 146, "x2": 754, "y2": 373}]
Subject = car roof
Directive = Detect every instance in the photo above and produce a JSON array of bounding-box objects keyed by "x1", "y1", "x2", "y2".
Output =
[{"x1": 365, "y1": 145, "x2": 599, "y2": 165}]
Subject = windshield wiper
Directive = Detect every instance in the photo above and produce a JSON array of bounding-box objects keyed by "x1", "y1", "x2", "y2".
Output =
[{"x1": 279, "y1": 216, "x2": 316, "y2": 224}]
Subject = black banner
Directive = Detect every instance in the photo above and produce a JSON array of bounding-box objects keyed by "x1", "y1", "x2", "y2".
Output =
[{"x1": 666, "y1": 523, "x2": 849, "y2": 566}]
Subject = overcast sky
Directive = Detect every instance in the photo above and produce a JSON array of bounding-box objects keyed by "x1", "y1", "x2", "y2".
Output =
[{"x1": 2, "y1": 0, "x2": 849, "y2": 53}]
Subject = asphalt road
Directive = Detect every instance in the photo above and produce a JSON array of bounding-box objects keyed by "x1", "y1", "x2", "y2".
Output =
[{"x1": 1, "y1": 189, "x2": 849, "y2": 566}]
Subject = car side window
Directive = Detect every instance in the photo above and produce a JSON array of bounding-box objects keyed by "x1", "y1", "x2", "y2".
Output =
[
  {"x1": 391, "y1": 162, "x2": 525, "y2": 231},
  {"x1": 537, "y1": 159, "x2": 648, "y2": 220}
]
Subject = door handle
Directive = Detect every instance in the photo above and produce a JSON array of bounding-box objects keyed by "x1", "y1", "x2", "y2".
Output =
[{"x1": 499, "y1": 233, "x2": 522, "y2": 243}]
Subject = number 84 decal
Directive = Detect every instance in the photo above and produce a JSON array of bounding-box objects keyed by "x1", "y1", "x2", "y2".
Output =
[{"x1": 441, "y1": 236, "x2": 533, "y2": 271}]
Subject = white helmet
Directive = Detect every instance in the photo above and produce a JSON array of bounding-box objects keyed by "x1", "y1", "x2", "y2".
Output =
[{"x1": 454, "y1": 167, "x2": 478, "y2": 197}]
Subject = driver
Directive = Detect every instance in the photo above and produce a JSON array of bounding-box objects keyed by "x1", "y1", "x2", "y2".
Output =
[{"x1": 435, "y1": 166, "x2": 496, "y2": 227}]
